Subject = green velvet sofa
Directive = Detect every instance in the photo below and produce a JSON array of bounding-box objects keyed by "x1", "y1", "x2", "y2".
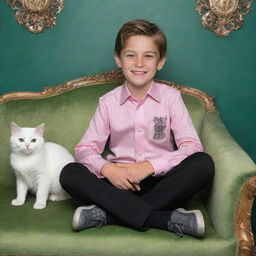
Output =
[{"x1": 0, "y1": 69, "x2": 255, "y2": 256}]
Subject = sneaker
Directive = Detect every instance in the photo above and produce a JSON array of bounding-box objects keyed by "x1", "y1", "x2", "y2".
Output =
[
  {"x1": 167, "y1": 208, "x2": 205, "y2": 238},
  {"x1": 72, "y1": 205, "x2": 107, "y2": 231}
]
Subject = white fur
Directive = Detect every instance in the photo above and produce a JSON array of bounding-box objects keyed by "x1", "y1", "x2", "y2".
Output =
[{"x1": 10, "y1": 122, "x2": 74, "y2": 209}]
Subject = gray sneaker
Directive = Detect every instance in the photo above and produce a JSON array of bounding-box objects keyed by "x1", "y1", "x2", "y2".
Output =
[
  {"x1": 72, "y1": 205, "x2": 107, "y2": 231},
  {"x1": 167, "y1": 208, "x2": 205, "y2": 238}
]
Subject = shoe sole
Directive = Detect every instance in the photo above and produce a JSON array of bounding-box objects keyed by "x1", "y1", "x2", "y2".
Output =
[
  {"x1": 72, "y1": 205, "x2": 96, "y2": 231},
  {"x1": 176, "y1": 208, "x2": 205, "y2": 238}
]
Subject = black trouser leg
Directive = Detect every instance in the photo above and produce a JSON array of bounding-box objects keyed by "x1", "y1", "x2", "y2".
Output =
[
  {"x1": 60, "y1": 163, "x2": 154, "y2": 230},
  {"x1": 141, "y1": 152, "x2": 215, "y2": 210},
  {"x1": 60, "y1": 152, "x2": 214, "y2": 230}
]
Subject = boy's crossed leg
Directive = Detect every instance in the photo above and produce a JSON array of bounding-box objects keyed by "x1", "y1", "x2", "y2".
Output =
[{"x1": 59, "y1": 152, "x2": 214, "y2": 237}]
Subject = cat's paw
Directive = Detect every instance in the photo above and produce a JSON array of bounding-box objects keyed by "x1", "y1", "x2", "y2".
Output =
[
  {"x1": 33, "y1": 202, "x2": 46, "y2": 209},
  {"x1": 11, "y1": 199, "x2": 24, "y2": 206}
]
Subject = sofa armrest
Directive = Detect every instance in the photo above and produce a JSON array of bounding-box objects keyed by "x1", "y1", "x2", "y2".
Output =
[{"x1": 201, "y1": 111, "x2": 256, "y2": 239}]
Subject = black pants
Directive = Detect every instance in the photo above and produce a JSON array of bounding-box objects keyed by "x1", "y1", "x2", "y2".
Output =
[{"x1": 60, "y1": 152, "x2": 214, "y2": 230}]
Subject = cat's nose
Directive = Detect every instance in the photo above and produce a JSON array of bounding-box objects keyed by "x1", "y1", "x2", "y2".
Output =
[{"x1": 25, "y1": 144, "x2": 29, "y2": 148}]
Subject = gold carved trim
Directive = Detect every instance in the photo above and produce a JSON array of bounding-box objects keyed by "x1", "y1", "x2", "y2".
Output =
[
  {"x1": 195, "y1": 0, "x2": 252, "y2": 37},
  {"x1": 156, "y1": 79, "x2": 216, "y2": 112},
  {"x1": 236, "y1": 176, "x2": 256, "y2": 256},
  {"x1": 7, "y1": 0, "x2": 64, "y2": 33},
  {"x1": 0, "y1": 69, "x2": 216, "y2": 111}
]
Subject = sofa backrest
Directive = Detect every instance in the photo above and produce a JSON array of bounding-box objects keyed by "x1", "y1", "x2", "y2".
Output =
[{"x1": 0, "y1": 70, "x2": 215, "y2": 186}]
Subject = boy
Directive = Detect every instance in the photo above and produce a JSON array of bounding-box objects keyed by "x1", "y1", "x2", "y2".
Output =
[{"x1": 60, "y1": 19, "x2": 214, "y2": 238}]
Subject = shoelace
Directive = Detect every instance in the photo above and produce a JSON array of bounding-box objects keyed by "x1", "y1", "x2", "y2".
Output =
[{"x1": 168, "y1": 221, "x2": 184, "y2": 238}]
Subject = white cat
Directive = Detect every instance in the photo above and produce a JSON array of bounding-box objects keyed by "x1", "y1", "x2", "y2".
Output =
[{"x1": 10, "y1": 122, "x2": 74, "y2": 209}]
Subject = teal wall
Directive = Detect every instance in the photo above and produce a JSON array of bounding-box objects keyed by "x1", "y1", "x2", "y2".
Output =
[
  {"x1": 0, "y1": 0, "x2": 256, "y2": 228},
  {"x1": 2, "y1": 0, "x2": 255, "y2": 162}
]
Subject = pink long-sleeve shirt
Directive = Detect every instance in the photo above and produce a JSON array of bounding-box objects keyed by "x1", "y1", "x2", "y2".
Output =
[{"x1": 75, "y1": 81, "x2": 203, "y2": 178}]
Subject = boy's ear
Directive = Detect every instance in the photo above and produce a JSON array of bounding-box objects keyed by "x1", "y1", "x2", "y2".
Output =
[
  {"x1": 157, "y1": 57, "x2": 166, "y2": 71},
  {"x1": 114, "y1": 53, "x2": 122, "y2": 68}
]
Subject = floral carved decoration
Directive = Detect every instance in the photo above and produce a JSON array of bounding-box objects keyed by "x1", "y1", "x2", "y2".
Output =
[
  {"x1": 7, "y1": 0, "x2": 64, "y2": 33},
  {"x1": 235, "y1": 177, "x2": 256, "y2": 256},
  {"x1": 195, "y1": 0, "x2": 252, "y2": 37}
]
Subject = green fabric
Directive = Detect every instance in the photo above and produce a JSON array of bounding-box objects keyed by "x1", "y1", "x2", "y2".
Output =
[
  {"x1": 201, "y1": 111, "x2": 256, "y2": 239},
  {"x1": 0, "y1": 82, "x2": 255, "y2": 255},
  {"x1": 0, "y1": 184, "x2": 236, "y2": 256}
]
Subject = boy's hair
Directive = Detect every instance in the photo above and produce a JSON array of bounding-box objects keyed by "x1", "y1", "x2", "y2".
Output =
[{"x1": 115, "y1": 19, "x2": 167, "y2": 60}]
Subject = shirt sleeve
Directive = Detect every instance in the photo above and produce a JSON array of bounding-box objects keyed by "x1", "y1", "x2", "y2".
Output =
[
  {"x1": 147, "y1": 91, "x2": 203, "y2": 176},
  {"x1": 75, "y1": 98, "x2": 111, "y2": 178}
]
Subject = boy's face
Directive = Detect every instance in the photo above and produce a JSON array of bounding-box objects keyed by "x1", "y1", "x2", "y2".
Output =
[{"x1": 114, "y1": 35, "x2": 166, "y2": 92}]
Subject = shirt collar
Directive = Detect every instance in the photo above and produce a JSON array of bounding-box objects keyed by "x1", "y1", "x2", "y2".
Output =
[
  {"x1": 120, "y1": 81, "x2": 161, "y2": 105},
  {"x1": 148, "y1": 81, "x2": 161, "y2": 103}
]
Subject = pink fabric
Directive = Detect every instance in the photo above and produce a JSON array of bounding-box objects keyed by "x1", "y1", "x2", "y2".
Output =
[{"x1": 75, "y1": 81, "x2": 203, "y2": 178}]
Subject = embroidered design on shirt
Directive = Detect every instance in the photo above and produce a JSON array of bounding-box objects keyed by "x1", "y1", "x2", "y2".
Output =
[{"x1": 153, "y1": 116, "x2": 167, "y2": 140}]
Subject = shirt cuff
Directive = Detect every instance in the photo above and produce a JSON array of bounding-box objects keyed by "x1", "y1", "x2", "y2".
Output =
[
  {"x1": 147, "y1": 156, "x2": 173, "y2": 176},
  {"x1": 75, "y1": 149, "x2": 110, "y2": 178},
  {"x1": 92, "y1": 158, "x2": 110, "y2": 178}
]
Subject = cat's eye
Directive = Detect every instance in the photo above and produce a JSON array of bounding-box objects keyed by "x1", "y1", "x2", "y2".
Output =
[
  {"x1": 19, "y1": 138, "x2": 24, "y2": 142},
  {"x1": 31, "y1": 139, "x2": 37, "y2": 143}
]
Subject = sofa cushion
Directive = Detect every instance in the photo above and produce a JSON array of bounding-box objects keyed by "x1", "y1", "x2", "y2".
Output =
[{"x1": 0, "y1": 184, "x2": 236, "y2": 256}]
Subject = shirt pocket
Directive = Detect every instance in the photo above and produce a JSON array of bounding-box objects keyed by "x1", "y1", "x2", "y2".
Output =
[{"x1": 147, "y1": 115, "x2": 169, "y2": 144}]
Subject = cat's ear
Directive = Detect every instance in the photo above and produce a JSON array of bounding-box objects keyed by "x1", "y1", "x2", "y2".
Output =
[
  {"x1": 35, "y1": 123, "x2": 45, "y2": 136},
  {"x1": 10, "y1": 122, "x2": 21, "y2": 135}
]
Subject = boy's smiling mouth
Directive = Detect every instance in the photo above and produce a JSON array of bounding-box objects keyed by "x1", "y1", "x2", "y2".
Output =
[{"x1": 131, "y1": 71, "x2": 147, "y2": 75}]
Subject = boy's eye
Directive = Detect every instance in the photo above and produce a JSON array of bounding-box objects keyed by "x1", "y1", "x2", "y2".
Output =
[
  {"x1": 31, "y1": 139, "x2": 37, "y2": 143},
  {"x1": 19, "y1": 138, "x2": 24, "y2": 142},
  {"x1": 126, "y1": 54, "x2": 135, "y2": 58},
  {"x1": 145, "y1": 55, "x2": 154, "y2": 58}
]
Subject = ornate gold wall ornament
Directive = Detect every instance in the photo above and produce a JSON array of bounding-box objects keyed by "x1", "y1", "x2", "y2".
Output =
[
  {"x1": 7, "y1": 0, "x2": 64, "y2": 33},
  {"x1": 195, "y1": 0, "x2": 252, "y2": 37}
]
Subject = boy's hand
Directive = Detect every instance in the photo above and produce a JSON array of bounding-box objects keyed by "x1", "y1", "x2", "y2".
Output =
[
  {"x1": 100, "y1": 163, "x2": 140, "y2": 191},
  {"x1": 115, "y1": 161, "x2": 155, "y2": 184}
]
